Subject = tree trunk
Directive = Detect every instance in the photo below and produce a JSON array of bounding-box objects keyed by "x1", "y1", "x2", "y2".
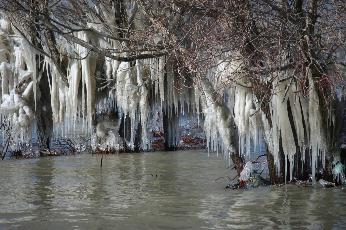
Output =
[
  {"x1": 163, "y1": 106, "x2": 178, "y2": 151},
  {"x1": 36, "y1": 63, "x2": 53, "y2": 150}
]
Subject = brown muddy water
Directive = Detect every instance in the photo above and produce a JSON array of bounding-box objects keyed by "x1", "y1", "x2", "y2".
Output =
[{"x1": 0, "y1": 150, "x2": 345, "y2": 229}]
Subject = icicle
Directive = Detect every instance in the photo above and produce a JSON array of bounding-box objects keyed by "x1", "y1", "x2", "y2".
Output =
[
  {"x1": 158, "y1": 57, "x2": 165, "y2": 104},
  {"x1": 269, "y1": 77, "x2": 296, "y2": 175},
  {"x1": 308, "y1": 73, "x2": 326, "y2": 182},
  {"x1": 136, "y1": 60, "x2": 149, "y2": 149},
  {"x1": 69, "y1": 60, "x2": 81, "y2": 122},
  {"x1": 194, "y1": 88, "x2": 200, "y2": 124},
  {"x1": 51, "y1": 67, "x2": 59, "y2": 122}
]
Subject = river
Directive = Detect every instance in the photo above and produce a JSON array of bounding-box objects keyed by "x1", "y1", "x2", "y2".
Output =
[{"x1": 0, "y1": 150, "x2": 345, "y2": 229}]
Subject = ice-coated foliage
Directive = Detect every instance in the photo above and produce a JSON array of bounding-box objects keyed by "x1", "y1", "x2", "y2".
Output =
[{"x1": 0, "y1": 0, "x2": 344, "y2": 182}]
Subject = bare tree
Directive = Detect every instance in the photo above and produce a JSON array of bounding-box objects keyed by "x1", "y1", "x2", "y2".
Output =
[{"x1": 0, "y1": 0, "x2": 345, "y2": 181}]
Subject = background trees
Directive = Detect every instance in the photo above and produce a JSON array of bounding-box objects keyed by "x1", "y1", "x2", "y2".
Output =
[{"x1": 0, "y1": 0, "x2": 345, "y2": 181}]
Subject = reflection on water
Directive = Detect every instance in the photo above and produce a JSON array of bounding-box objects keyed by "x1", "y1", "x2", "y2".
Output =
[{"x1": 0, "y1": 150, "x2": 345, "y2": 229}]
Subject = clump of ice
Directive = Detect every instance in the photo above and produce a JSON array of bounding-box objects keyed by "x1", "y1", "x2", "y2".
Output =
[{"x1": 332, "y1": 160, "x2": 345, "y2": 184}]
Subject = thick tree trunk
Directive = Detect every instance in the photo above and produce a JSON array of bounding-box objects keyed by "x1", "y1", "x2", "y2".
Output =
[
  {"x1": 266, "y1": 150, "x2": 280, "y2": 184},
  {"x1": 28, "y1": 3, "x2": 53, "y2": 150},
  {"x1": 134, "y1": 122, "x2": 142, "y2": 152},
  {"x1": 162, "y1": 106, "x2": 178, "y2": 151},
  {"x1": 36, "y1": 64, "x2": 53, "y2": 150},
  {"x1": 118, "y1": 113, "x2": 134, "y2": 152}
]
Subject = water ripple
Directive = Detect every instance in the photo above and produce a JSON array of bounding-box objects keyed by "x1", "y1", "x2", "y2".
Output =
[{"x1": 0, "y1": 151, "x2": 345, "y2": 229}]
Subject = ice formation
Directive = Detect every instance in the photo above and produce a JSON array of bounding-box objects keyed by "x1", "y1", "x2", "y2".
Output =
[
  {"x1": 201, "y1": 55, "x2": 332, "y2": 182},
  {"x1": 0, "y1": 25, "x2": 35, "y2": 149},
  {"x1": 0, "y1": 5, "x2": 342, "y2": 183},
  {"x1": 332, "y1": 160, "x2": 345, "y2": 184},
  {"x1": 239, "y1": 161, "x2": 269, "y2": 182}
]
